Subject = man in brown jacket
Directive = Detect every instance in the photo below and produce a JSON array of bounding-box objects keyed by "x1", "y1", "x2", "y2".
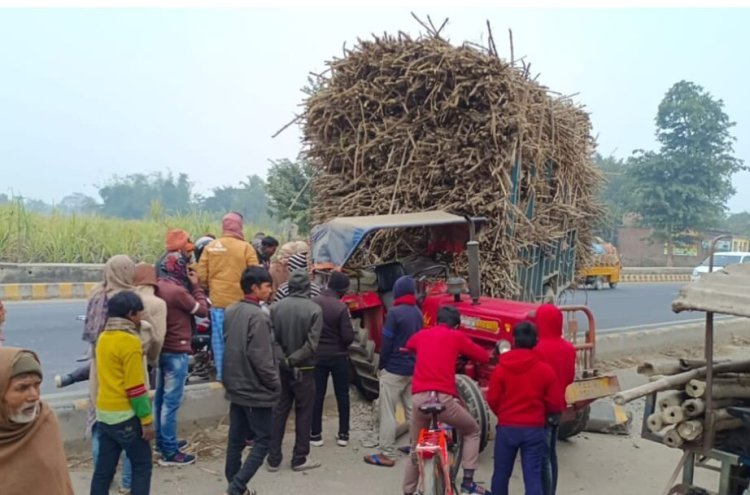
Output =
[{"x1": 197, "y1": 212, "x2": 260, "y2": 381}]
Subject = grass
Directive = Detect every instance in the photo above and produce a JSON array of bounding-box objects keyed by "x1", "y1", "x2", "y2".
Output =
[{"x1": 0, "y1": 202, "x2": 276, "y2": 264}]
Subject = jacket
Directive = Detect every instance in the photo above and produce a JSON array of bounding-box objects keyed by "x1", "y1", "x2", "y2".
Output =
[
  {"x1": 270, "y1": 271, "x2": 323, "y2": 369},
  {"x1": 487, "y1": 348, "x2": 566, "y2": 428},
  {"x1": 533, "y1": 304, "x2": 576, "y2": 396},
  {"x1": 134, "y1": 284, "x2": 168, "y2": 365},
  {"x1": 406, "y1": 324, "x2": 490, "y2": 397},
  {"x1": 157, "y1": 279, "x2": 209, "y2": 354},
  {"x1": 95, "y1": 318, "x2": 153, "y2": 426},
  {"x1": 197, "y1": 236, "x2": 259, "y2": 308},
  {"x1": 312, "y1": 288, "x2": 355, "y2": 358},
  {"x1": 222, "y1": 297, "x2": 281, "y2": 408},
  {"x1": 379, "y1": 277, "x2": 423, "y2": 376}
]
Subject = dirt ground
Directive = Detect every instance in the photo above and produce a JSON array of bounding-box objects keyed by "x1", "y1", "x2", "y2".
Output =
[{"x1": 69, "y1": 344, "x2": 747, "y2": 494}]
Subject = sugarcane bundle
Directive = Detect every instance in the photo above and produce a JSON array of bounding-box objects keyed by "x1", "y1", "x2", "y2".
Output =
[{"x1": 298, "y1": 17, "x2": 603, "y2": 298}]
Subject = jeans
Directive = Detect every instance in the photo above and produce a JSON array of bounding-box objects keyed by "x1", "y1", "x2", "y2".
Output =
[
  {"x1": 491, "y1": 425, "x2": 548, "y2": 495},
  {"x1": 90, "y1": 417, "x2": 152, "y2": 495},
  {"x1": 91, "y1": 422, "x2": 133, "y2": 490},
  {"x1": 268, "y1": 369, "x2": 315, "y2": 468},
  {"x1": 225, "y1": 403, "x2": 272, "y2": 495},
  {"x1": 211, "y1": 307, "x2": 225, "y2": 382},
  {"x1": 542, "y1": 423, "x2": 559, "y2": 495},
  {"x1": 312, "y1": 355, "x2": 350, "y2": 438},
  {"x1": 155, "y1": 352, "x2": 189, "y2": 457}
]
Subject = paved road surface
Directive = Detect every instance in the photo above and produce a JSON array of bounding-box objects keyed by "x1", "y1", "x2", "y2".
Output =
[{"x1": 2, "y1": 282, "x2": 696, "y2": 394}]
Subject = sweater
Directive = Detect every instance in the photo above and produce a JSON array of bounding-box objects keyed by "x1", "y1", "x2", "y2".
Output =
[
  {"x1": 95, "y1": 318, "x2": 153, "y2": 426},
  {"x1": 157, "y1": 279, "x2": 209, "y2": 354},
  {"x1": 487, "y1": 349, "x2": 565, "y2": 428},
  {"x1": 405, "y1": 324, "x2": 490, "y2": 397}
]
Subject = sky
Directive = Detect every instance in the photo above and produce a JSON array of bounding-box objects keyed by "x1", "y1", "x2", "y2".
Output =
[{"x1": 1, "y1": 7, "x2": 750, "y2": 211}]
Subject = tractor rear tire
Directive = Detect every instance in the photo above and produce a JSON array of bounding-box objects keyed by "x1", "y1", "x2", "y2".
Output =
[
  {"x1": 349, "y1": 327, "x2": 380, "y2": 401},
  {"x1": 557, "y1": 405, "x2": 591, "y2": 440},
  {"x1": 456, "y1": 375, "x2": 490, "y2": 453}
]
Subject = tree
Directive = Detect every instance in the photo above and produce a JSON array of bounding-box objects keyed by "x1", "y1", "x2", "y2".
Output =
[
  {"x1": 59, "y1": 193, "x2": 100, "y2": 215},
  {"x1": 721, "y1": 211, "x2": 750, "y2": 237},
  {"x1": 98, "y1": 171, "x2": 193, "y2": 219},
  {"x1": 200, "y1": 174, "x2": 272, "y2": 225},
  {"x1": 265, "y1": 158, "x2": 312, "y2": 235},
  {"x1": 594, "y1": 153, "x2": 633, "y2": 241},
  {"x1": 627, "y1": 81, "x2": 746, "y2": 266}
]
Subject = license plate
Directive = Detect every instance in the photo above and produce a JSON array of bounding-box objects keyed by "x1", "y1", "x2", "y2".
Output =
[{"x1": 565, "y1": 375, "x2": 620, "y2": 404}]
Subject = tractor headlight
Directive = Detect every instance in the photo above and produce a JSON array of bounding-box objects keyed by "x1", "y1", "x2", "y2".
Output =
[{"x1": 496, "y1": 339, "x2": 512, "y2": 355}]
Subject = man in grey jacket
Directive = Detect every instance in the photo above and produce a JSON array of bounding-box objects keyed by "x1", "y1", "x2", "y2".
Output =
[
  {"x1": 222, "y1": 266, "x2": 279, "y2": 495},
  {"x1": 266, "y1": 270, "x2": 323, "y2": 472}
]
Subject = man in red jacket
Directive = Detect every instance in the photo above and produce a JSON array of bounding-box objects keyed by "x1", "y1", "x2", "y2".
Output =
[
  {"x1": 487, "y1": 321, "x2": 565, "y2": 495},
  {"x1": 532, "y1": 304, "x2": 576, "y2": 495},
  {"x1": 402, "y1": 306, "x2": 491, "y2": 495}
]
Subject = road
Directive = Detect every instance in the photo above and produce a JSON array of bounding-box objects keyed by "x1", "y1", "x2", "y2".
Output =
[{"x1": 2, "y1": 282, "x2": 696, "y2": 394}]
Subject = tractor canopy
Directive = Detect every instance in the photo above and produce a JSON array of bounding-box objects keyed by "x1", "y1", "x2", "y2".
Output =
[{"x1": 310, "y1": 210, "x2": 480, "y2": 269}]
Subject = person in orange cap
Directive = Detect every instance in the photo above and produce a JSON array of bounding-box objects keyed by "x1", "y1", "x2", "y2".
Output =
[{"x1": 156, "y1": 229, "x2": 195, "y2": 284}]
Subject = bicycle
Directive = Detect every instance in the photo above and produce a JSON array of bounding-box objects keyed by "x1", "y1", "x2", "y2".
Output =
[{"x1": 415, "y1": 391, "x2": 459, "y2": 495}]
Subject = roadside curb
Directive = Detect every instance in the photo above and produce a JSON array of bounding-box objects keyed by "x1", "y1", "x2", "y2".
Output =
[
  {"x1": 0, "y1": 282, "x2": 97, "y2": 301},
  {"x1": 620, "y1": 274, "x2": 691, "y2": 283}
]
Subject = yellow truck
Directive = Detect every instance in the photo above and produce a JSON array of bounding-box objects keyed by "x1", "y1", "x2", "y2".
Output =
[{"x1": 578, "y1": 239, "x2": 622, "y2": 290}]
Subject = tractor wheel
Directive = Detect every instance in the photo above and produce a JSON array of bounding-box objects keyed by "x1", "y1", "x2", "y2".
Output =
[
  {"x1": 593, "y1": 277, "x2": 604, "y2": 291},
  {"x1": 557, "y1": 405, "x2": 591, "y2": 440},
  {"x1": 456, "y1": 375, "x2": 490, "y2": 453},
  {"x1": 609, "y1": 281, "x2": 618, "y2": 289},
  {"x1": 348, "y1": 327, "x2": 380, "y2": 401}
]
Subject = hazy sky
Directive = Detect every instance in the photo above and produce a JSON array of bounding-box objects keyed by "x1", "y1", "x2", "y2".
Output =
[{"x1": 2, "y1": 8, "x2": 749, "y2": 211}]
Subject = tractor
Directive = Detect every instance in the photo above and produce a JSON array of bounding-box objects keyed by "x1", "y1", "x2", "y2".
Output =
[{"x1": 310, "y1": 210, "x2": 619, "y2": 456}]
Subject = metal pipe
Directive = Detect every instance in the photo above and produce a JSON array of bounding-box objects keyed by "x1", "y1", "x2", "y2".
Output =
[{"x1": 467, "y1": 241, "x2": 481, "y2": 305}]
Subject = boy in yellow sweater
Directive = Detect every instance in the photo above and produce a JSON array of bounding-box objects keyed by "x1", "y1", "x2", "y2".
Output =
[{"x1": 91, "y1": 291, "x2": 155, "y2": 495}]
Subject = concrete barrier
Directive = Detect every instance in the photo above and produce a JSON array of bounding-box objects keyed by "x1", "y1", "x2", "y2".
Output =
[
  {"x1": 0, "y1": 282, "x2": 98, "y2": 301},
  {"x1": 596, "y1": 317, "x2": 750, "y2": 360},
  {"x1": 0, "y1": 263, "x2": 104, "y2": 284}
]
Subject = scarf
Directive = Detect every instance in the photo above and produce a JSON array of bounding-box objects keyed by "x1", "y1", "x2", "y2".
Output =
[
  {"x1": 82, "y1": 254, "x2": 135, "y2": 344},
  {"x1": 159, "y1": 251, "x2": 189, "y2": 286},
  {"x1": 394, "y1": 294, "x2": 418, "y2": 306},
  {"x1": 0, "y1": 348, "x2": 74, "y2": 495},
  {"x1": 222, "y1": 212, "x2": 245, "y2": 240}
]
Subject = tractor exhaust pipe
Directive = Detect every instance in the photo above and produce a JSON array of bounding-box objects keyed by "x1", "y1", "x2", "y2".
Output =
[{"x1": 467, "y1": 240, "x2": 481, "y2": 305}]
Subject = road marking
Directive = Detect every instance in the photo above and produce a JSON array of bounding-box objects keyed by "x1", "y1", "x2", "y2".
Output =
[{"x1": 601, "y1": 316, "x2": 731, "y2": 333}]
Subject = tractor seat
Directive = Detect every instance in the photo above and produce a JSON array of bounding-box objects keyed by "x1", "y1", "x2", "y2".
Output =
[{"x1": 419, "y1": 401, "x2": 446, "y2": 415}]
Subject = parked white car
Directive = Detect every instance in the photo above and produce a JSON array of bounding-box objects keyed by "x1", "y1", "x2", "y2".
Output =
[{"x1": 691, "y1": 251, "x2": 750, "y2": 281}]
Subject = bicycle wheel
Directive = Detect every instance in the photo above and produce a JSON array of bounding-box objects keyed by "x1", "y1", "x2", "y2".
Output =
[{"x1": 422, "y1": 455, "x2": 447, "y2": 495}]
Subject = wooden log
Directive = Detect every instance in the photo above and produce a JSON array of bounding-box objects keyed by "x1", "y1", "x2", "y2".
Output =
[
  {"x1": 647, "y1": 412, "x2": 665, "y2": 433},
  {"x1": 638, "y1": 361, "x2": 683, "y2": 377},
  {"x1": 613, "y1": 360, "x2": 750, "y2": 405},
  {"x1": 676, "y1": 416, "x2": 743, "y2": 443},
  {"x1": 685, "y1": 380, "x2": 750, "y2": 399},
  {"x1": 658, "y1": 391, "x2": 686, "y2": 411},
  {"x1": 662, "y1": 405, "x2": 686, "y2": 425}
]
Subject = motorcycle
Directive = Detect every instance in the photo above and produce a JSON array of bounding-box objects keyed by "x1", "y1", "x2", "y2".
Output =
[{"x1": 187, "y1": 313, "x2": 215, "y2": 383}]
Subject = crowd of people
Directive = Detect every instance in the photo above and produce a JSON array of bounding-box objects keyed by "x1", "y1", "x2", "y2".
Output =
[{"x1": 0, "y1": 210, "x2": 578, "y2": 495}]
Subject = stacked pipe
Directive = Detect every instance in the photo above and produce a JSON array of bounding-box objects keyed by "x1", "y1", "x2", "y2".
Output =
[
  {"x1": 614, "y1": 359, "x2": 750, "y2": 449},
  {"x1": 297, "y1": 18, "x2": 604, "y2": 298}
]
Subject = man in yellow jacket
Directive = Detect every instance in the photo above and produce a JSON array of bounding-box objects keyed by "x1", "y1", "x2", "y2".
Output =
[{"x1": 198, "y1": 212, "x2": 260, "y2": 381}]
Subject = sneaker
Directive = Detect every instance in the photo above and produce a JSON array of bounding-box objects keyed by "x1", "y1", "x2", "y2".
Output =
[
  {"x1": 117, "y1": 488, "x2": 131, "y2": 495},
  {"x1": 54, "y1": 374, "x2": 73, "y2": 388},
  {"x1": 336, "y1": 434, "x2": 349, "y2": 447},
  {"x1": 177, "y1": 439, "x2": 189, "y2": 450},
  {"x1": 310, "y1": 435, "x2": 324, "y2": 447},
  {"x1": 158, "y1": 451, "x2": 196, "y2": 467},
  {"x1": 461, "y1": 482, "x2": 491, "y2": 494},
  {"x1": 291, "y1": 458, "x2": 321, "y2": 472},
  {"x1": 266, "y1": 460, "x2": 280, "y2": 472}
]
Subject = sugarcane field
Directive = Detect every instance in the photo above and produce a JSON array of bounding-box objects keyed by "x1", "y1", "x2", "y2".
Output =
[{"x1": 2, "y1": 6, "x2": 750, "y2": 495}]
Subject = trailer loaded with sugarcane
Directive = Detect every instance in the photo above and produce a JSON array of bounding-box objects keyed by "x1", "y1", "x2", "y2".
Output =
[{"x1": 278, "y1": 16, "x2": 620, "y2": 468}]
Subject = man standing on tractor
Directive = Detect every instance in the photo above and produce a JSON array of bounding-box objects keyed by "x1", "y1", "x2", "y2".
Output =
[
  {"x1": 532, "y1": 304, "x2": 576, "y2": 495},
  {"x1": 487, "y1": 321, "x2": 566, "y2": 495},
  {"x1": 365, "y1": 275, "x2": 423, "y2": 468},
  {"x1": 402, "y1": 306, "x2": 492, "y2": 495}
]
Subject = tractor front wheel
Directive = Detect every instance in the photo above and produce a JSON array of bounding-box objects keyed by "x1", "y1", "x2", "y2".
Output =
[
  {"x1": 455, "y1": 375, "x2": 490, "y2": 453},
  {"x1": 557, "y1": 405, "x2": 591, "y2": 440},
  {"x1": 349, "y1": 326, "x2": 380, "y2": 401}
]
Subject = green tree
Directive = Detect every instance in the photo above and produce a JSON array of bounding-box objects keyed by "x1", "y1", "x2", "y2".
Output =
[
  {"x1": 627, "y1": 80, "x2": 745, "y2": 266},
  {"x1": 200, "y1": 174, "x2": 272, "y2": 226},
  {"x1": 98, "y1": 171, "x2": 193, "y2": 219},
  {"x1": 721, "y1": 211, "x2": 750, "y2": 237},
  {"x1": 59, "y1": 193, "x2": 100, "y2": 215},
  {"x1": 265, "y1": 158, "x2": 312, "y2": 235},
  {"x1": 594, "y1": 153, "x2": 633, "y2": 241}
]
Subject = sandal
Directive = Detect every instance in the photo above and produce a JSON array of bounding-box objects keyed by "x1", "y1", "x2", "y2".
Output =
[{"x1": 363, "y1": 453, "x2": 396, "y2": 467}]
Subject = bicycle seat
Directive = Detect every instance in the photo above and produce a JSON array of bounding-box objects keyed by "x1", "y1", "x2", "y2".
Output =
[{"x1": 419, "y1": 401, "x2": 446, "y2": 415}]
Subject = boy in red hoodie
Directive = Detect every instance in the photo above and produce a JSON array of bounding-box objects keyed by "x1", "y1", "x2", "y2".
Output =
[
  {"x1": 487, "y1": 321, "x2": 565, "y2": 495},
  {"x1": 402, "y1": 306, "x2": 491, "y2": 495},
  {"x1": 532, "y1": 304, "x2": 576, "y2": 495}
]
